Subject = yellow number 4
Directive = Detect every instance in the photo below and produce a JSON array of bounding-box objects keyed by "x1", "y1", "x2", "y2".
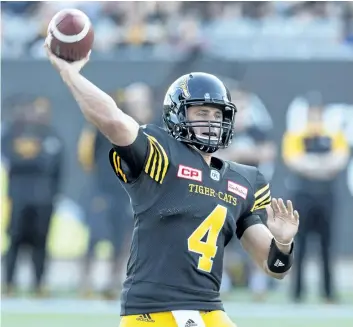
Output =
[{"x1": 187, "y1": 205, "x2": 227, "y2": 273}]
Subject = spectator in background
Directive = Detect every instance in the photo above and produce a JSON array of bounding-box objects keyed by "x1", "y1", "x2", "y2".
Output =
[
  {"x1": 1, "y1": 1, "x2": 40, "y2": 15},
  {"x1": 217, "y1": 85, "x2": 276, "y2": 301},
  {"x1": 78, "y1": 122, "x2": 133, "y2": 300},
  {"x1": 282, "y1": 92, "x2": 350, "y2": 303},
  {"x1": 1, "y1": 97, "x2": 63, "y2": 297},
  {"x1": 122, "y1": 82, "x2": 155, "y2": 124},
  {"x1": 2, "y1": 1, "x2": 350, "y2": 59},
  {"x1": 77, "y1": 82, "x2": 155, "y2": 300},
  {"x1": 342, "y1": 2, "x2": 353, "y2": 45}
]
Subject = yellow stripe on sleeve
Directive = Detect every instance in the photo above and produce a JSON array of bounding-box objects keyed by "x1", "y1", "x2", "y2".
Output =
[
  {"x1": 112, "y1": 151, "x2": 127, "y2": 183},
  {"x1": 254, "y1": 190, "x2": 271, "y2": 207},
  {"x1": 144, "y1": 134, "x2": 169, "y2": 184},
  {"x1": 252, "y1": 183, "x2": 271, "y2": 212},
  {"x1": 254, "y1": 183, "x2": 269, "y2": 198}
]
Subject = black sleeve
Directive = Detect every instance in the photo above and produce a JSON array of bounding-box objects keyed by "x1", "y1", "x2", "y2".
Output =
[
  {"x1": 109, "y1": 128, "x2": 148, "y2": 182},
  {"x1": 236, "y1": 169, "x2": 271, "y2": 239},
  {"x1": 109, "y1": 126, "x2": 170, "y2": 184}
]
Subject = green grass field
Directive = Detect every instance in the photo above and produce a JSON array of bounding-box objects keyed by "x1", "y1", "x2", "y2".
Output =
[{"x1": 2, "y1": 314, "x2": 353, "y2": 327}]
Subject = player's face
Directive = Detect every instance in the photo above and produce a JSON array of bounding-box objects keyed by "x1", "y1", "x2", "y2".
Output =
[{"x1": 187, "y1": 105, "x2": 223, "y2": 140}]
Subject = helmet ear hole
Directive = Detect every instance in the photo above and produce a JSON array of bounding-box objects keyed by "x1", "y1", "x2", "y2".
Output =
[{"x1": 173, "y1": 123, "x2": 188, "y2": 138}]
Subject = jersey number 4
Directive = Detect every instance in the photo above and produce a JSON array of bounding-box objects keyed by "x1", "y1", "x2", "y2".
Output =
[{"x1": 187, "y1": 205, "x2": 227, "y2": 273}]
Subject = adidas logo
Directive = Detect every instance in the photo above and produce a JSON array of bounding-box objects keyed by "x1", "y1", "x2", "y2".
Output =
[
  {"x1": 136, "y1": 314, "x2": 155, "y2": 323},
  {"x1": 274, "y1": 259, "x2": 285, "y2": 267},
  {"x1": 185, "y1": 319, "x2": 198, "y2": 327}
]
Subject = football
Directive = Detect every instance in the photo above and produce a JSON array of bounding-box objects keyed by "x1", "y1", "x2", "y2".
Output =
[{"x1": 47, "y1": 9, "x2": 94, "y2": 62}]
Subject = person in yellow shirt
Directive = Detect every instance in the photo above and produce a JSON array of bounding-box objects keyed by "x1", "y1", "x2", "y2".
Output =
[{"x1": 282, "y1": 100, "x2": 350, "y2": 303}]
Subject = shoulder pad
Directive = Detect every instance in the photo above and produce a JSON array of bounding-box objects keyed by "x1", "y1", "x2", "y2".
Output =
[
  {"x1": 227, "y1": 161, "x2": 258, "y2": 188},
  {"x1": 141, "y1": 124, "x2": 167, "y2": 136},
  {"x1": 141, "y1": 124, "x2": 175, "y2": 146}
]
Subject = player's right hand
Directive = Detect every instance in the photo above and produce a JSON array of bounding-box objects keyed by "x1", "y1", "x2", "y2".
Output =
[{"x1": 44, "y1": 37, "x2": 90, "y2": 74}]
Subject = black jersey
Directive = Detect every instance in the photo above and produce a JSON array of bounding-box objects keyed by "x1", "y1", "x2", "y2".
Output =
[{"x1": 109, "y1": 124, "x2": 271, "y2": 315}]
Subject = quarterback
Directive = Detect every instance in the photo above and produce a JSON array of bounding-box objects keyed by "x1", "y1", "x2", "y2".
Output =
[{"x1": 45, "y1": 43, "x2": 299, "y2": 327}]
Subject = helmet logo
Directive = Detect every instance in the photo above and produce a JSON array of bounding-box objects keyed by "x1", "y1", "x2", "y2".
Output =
[{"x1": 178, "y1": 77, "x2": 191, "y2": 99}]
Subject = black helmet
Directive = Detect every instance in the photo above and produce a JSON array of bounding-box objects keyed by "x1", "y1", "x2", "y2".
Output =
[{"x1": 163, "y1": 72, "x2": 237, "y2": 153}]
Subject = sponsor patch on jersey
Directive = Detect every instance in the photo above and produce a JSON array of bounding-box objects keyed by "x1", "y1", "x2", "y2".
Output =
[
  {"x1": 227, "y1": 181, "x2": 248, "y2": 199},
  {"x1": 177, "y1": 164, "x2": 202, "y2": 182}
]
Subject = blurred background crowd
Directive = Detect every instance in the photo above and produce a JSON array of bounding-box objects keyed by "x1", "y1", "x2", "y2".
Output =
[
  {"x1": 1, "y1": 2, "x2": 353, "y2": 324},
  {"x1": 2, "y1": 1, "x2": 353, "y2": 59}
]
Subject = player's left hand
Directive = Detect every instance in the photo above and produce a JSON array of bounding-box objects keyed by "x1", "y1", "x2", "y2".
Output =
[{"x1": 266, "y1": 198, "x2": 299, "y2": 244}]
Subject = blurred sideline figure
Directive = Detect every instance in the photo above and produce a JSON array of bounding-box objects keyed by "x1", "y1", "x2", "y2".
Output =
[
  {"x1": 217, "y1": 85, "x2": 276, "y2": 178},
  {"x1": 282, "y1": 91, "x2": 350, "y2": 303},
  {"x1": 77, "y1": 83, "x2": 154, "y2": 299},
  {"x1": 122, "y1": 82, "x2": 155, "y2": 126},
  {"x1": 1, "y1": 97, "x2": 63, "y2": 297},
  {"x1": 77, "y1": 123, "x2": 132, "y2": 299},
  {"x1": 217, "y1": 85, "x2": 276, "y2": 301}
]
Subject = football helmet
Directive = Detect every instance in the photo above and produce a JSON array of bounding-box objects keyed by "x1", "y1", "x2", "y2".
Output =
[{"x1": 163, "y1": 72, "x2": 237, "y2": 153}]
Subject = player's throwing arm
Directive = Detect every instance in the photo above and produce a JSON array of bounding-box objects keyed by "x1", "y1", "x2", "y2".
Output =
[{"x1": 45, "y1": 9, "x2": 140, "y2": 148}]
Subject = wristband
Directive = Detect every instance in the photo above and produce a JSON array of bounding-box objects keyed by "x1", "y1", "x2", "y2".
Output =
[{"x1": 267, "y1": 238, "x2": 294, "y2": 273}]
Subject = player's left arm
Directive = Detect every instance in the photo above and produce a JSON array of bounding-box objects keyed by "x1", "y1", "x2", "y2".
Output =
[{"x1": 236, "y1": 171, "x2": 299, "y2": 279}]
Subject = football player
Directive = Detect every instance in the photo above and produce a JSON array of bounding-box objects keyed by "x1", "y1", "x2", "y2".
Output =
[{"x1": 45, "y1": 44, "x2": 299, "y2": 327}]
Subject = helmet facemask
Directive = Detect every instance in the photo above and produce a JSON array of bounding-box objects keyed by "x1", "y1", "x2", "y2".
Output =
[
  {"x1": 162, "y1": 72, "x2": 237, "y2": 153},
  {"x1": 164, "y1": 99, "x2": 236, "y2": 153}
]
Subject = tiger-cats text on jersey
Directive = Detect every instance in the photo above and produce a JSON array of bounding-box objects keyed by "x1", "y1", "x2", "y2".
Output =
[{"x1": 109, "y1": 125, "x2": 270, "y2": 315}]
